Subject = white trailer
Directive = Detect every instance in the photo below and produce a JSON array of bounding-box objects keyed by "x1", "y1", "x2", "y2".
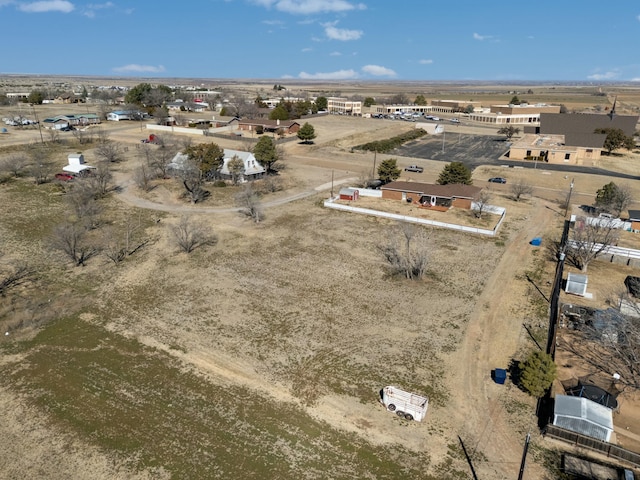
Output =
[{"x1": 381, "y1": 386, "x2": 429, "y2": 422}]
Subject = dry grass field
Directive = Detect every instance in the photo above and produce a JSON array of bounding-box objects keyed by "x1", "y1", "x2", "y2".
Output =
[{"x1": 0, "y1": 79, "x2": 640, "y2": 479}]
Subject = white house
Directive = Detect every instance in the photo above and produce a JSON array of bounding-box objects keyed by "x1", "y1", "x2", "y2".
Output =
[
  {"x1": 107, "y1": 110, "x2": 145, "y2": 121},
  {"x1": 63, "y1": 153, "x2": 95, "y2": 174},
  {"x1": 168, "y1": 149, "x2": 265, "y2": 182},
  {"x1": 220, "y1": 149, "x2": 266, "y2": 182}
]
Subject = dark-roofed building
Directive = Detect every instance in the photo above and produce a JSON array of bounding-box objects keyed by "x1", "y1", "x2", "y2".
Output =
[
  {"x1": 509, "y1": 112, "x2": 638, "y2": 166},
  {"x1": 380, "y1": 181, "x2": 481, "y2": 210},
  {"x1": 539, "y1": 112, "x2": 638, "y2": 138},
  {"x1": 237, "y1": 119, "x2": 300, "y2": 135}
]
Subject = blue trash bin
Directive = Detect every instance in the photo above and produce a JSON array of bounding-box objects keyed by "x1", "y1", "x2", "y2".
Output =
[{"x1": 494, "y1": 368, "x2": 507, "y2": 385}]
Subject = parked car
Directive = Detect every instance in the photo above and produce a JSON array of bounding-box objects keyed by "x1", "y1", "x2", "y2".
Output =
[
  {"x1": 488, "y1": 177, "x2": 507, "y2": 184},
  {"x1": 55, "y1": 172, "x2": 75, "y2": 182},
  {"x1": 450, "y1": 118, "x2": 460, "y2": 123},
  {"x1": 404, "y1": 165, "x2": 424, "y2": 173}
]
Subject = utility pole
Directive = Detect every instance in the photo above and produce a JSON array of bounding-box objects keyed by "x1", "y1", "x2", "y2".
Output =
[
  {"x1": 330, "y1": 170, "x2": 334, "y2": 199},
  {"x1": 517, "y1": 432, "x2": 531, "y2": 480},
  {"x1": 442, "y1": 128, "x2": 446, "y2": 153},
  {"x1": 372, "y1": 149, "x2": 377, "y2": 179},
  {"x1": 564, "y1": 178, "x2": 575, "y2": 218},
  {"x1": 31, "y1": 104, "x2": 44, "y2": 144}
]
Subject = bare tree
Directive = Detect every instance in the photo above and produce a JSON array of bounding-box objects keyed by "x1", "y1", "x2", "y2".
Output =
[
  {"x1": 0, "y1": 153, "x2": 30, "y2": 178},
  {"x1": 227, "y1": 154, "x2": 245, "y2": 185},
  {"x1": 66, "y1": 180, "x2": 103, "y2": 227},
  {"x1": 85, "y1": 160, "x2": 113, "y2": 198},
  {"x1": 95, "y1": 140, "x2": 124, "y2": 163},
  {"x1": 258, "y1": 175, "x2": 283, "y2": 194},
  {"x1": 510, "y1": 179, "x2": 534, "y2": 202},
  {"x1": 72, "y1": 127, "x2": 93, "y2": 145},
  {"x1": 564, "y1": 302, "x2": 640, "y2": 391},
  {"x1": 473, "y1": 190, "x2": 492, "y2": 219},
  {"x1": 133, "y1": 162, "x2": 155, "y2": 192},
  {"x1": 103, "y1": 214, "x2": 149, "y2": 264},
  {"x1": 50, "y1": 222, "x2": 98, "y2": 266},
  {"x1": 566, "y1": 218, "x2": 620, "y2": 272},
  {"x1": 235, "y1": 183, "x2": 263, "y2": 223},
  {"x1": 378, "y1": 223, "x2": 430, "y2": 280},
  {"x1": 27, "y1": 144, "x2": 55, "y2": 184},
  {"x1": 171, "y1": 216, "x2": 217, "y2": 253},
  {"x1": 173, "y1": 157, "x2": 210, "y2": 204},
  {"x1": 46, "y1": 127, "x2": 60, "y2": 144},
  {"x1": 612, "y1": 184, "x2": 634, "y2": 218},
  {"x1": 0, "y1": 261, "x2": 32, "y2": 296},
  {"x1": 140, "y1": 141, "x2": 178, "y2": 179}
]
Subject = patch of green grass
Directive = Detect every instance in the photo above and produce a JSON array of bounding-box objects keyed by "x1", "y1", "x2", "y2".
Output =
[{"x1": 2, "y1": 316, "x2": 432, "y2": 479}]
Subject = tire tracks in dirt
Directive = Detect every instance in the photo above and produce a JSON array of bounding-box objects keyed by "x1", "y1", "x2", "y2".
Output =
[{"x1": 445, "y1": 199, "x2": 558, "y2": 478}]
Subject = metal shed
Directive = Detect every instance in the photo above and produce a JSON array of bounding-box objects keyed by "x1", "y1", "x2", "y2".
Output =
[
  {"x1": 553, "y1": 395, "x2": 614, "y2": 442},
  {"x1": 339, "y1": 188, "x2": 359, "y2": 201},
  {"x1": 565, "y1": 272, "x2": 588, "y2": 296}
]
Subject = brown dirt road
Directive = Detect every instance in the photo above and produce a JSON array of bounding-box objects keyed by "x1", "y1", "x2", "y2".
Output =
[{"x1": 443, "y1": 198, "x2": 558, "y2": 478}]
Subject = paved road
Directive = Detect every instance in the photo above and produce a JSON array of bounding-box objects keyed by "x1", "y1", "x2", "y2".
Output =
[{"x1": 395, "y1": 133, "x2": 640, "y2": 181}]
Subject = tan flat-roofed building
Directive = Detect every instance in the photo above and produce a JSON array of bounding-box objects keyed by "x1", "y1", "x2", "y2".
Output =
[
  {"x1": 327, "y1": 97, "x2": 362, "y2": 115},
  {"x1": 508, "y1": 134, "x2": 601, "y2": 165}
]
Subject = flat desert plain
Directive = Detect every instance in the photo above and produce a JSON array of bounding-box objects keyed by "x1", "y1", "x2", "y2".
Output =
[{"x1": 1, "y1": 82, "x2": 640, "y2": 479}]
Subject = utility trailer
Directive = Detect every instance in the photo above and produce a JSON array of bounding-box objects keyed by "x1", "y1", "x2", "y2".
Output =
[{"x1": 381, "y1": 386, "x2": 429, "y2": 422}]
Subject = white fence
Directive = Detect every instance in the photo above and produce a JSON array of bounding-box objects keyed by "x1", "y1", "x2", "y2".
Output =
[
  {"x1": 324, "y1": 197, "x2": 505, "y2": 236},
  {"x1": 357, "y1": 188, "x2": 383, "y2": 198},
  {"x1": 567, "y1": 240, "x2": 640, "y2": 261},
  {"x1": 146, "y1": 124, "x2": 238, "y2": 136}
]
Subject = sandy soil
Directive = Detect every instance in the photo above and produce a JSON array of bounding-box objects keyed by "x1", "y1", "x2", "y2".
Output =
[{"x1": 1, "y1": 106, "x2": 639, "y2": 479}]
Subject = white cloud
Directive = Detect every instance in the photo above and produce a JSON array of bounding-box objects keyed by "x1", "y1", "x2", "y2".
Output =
[
  {"x1": 299, "y1": 69, "x2": 358, "y2": 79},
  {"x1": 83, "y1": 2, "x2": 113, "y2": 17},
  {"x1": 301, "y1": 47, "x2": 312, "y2": 52},
  {"x1": 324, "y1": 23, "x2": 362, "y2": 41},
  {"x1": 631, "y1": 77, "x2": 640, "y2": 82},
  {"x1": 637, "y1": 14, "x2": 640, "y2": 21},
  {"x1": 112, "y1": 64, "x2": 166, "y2": 74},
  {"x1": 361, "y1": 64, "x2": 396, "y2": 77},
  {"x1": 419, "y1": 59, "x2": 433, "y2": 65},
  {"x1": 262, "y1": 19, "x2": 284, "y2": 25},
  {"x1": 18, "y1": 0, "x2": 74, "y2": 13},
  {"x1": 251, "y1": 0, "x2": 365, "y2": 14},
  {"x1": 329, "y1": 51, "x2": 342, "y2": 56},
  {"x1": 587, "y1": 70, "x2": 619, "y2": 80},
  {"x1": 473, "y1": 32, "x2": 492, "y2": 41}
]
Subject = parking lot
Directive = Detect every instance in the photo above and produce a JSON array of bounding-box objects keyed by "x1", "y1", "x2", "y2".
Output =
[{"x1": 394, "y1": 131, "x2": 510, "y2": 170}]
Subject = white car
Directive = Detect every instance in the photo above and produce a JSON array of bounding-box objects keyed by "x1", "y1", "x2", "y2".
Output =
[{"x1": 450, "y1": 118, "x2": 460, "y2": 123}]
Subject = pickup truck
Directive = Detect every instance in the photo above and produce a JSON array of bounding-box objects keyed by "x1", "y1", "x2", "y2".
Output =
[{"x1": 404, "y1": 165, "x2": 424, "y2": 173}]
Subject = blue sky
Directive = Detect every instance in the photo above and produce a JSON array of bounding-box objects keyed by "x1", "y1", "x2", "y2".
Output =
[{"x1": 1, "y1": 0, "x2": 639, "y2": 82}]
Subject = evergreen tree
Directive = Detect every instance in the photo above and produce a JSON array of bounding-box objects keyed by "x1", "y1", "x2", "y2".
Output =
[
  {"x1": 437, "y1": 162, "x2": 472, "y2": 185},
  {"x1": 519, "y1": 350, "x2": 557, "y2": 397},
  {"x1": 269, "y1": 103, "x2": 289, "y2": 121},
  {"x1": 315, "y1": 96, "x2": 328, "y2": 111},
  {"x1": 184, "y1": 143, "x2": 224, "y2": 179},
  {"x1": 297, "y1": 122, "x2": 316, "y2": 144},
  {"x1": 377, "y1": 159, "x2": 401, "y2": 184},
  {"x1": 253, "y1": 136, "x2": 278, "y2": 172}
]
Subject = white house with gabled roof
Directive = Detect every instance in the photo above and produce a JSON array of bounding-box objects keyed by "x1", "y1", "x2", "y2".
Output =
[{"x1": 220, "y1": 149, "x2": 265, "y2": 182}]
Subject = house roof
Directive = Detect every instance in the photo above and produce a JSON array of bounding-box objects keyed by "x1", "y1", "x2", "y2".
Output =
[
  {"x1": 553, "y1": 394, "x2": 613, "y2": 442},
  {"x1": 381, "y1": 181, "x2": 481, "y2": 199},
  {"x1": 540, "y1": 112, "x2": 639, "y2": 138},
  {"x1": 628, "y1": 210, "x2": 640, "y2": 221},
  {"x1": 238, "y1": 119, "x2": 300, "y2": 129},
  {"x1": 220, "y1": 149, "x2": 265, "y2": 176},
  {"x1": 565, "y1": 132, "x2": 607, "y2": 148},
  {"x1": 63, "y1": 164, "x2": 94, "y2": 173}
]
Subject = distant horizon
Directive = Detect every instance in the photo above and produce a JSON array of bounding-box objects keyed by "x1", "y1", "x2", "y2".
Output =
[
  {"x1": 1, "y1": 73, "x2": 639, "y2": 88},
  {"x1": 1, "y1": 1, "x2": 639, "y2": 82}
]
